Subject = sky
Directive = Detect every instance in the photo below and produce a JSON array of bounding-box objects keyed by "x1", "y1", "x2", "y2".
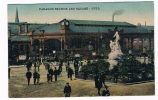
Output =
[{"x1": 8, "y1": 1, "x2": 154, "y2": 25}]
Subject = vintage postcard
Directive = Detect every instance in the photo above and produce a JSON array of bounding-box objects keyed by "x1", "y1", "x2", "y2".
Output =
[{"x1": 8, "y1": 1, "x2": 154, "y2": 98}]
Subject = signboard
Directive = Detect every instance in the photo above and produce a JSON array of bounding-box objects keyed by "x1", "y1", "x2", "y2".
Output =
[
  {"x1": 75, "y1": 54, "x2": 80, "y2": 57},
  {"x1": 19, "y1": 55, "x2": 27, "y2": 60}
]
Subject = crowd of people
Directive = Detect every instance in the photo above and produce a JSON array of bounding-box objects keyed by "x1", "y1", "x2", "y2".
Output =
[{"x1": 10, "y1": 57, "x2": 110, "y2": 97}]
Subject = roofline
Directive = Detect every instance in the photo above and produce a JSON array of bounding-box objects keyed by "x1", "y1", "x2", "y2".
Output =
[
  {"x1": 65, "y1": 19, "x2": 136, "y2": 27},
  {"x1": 74, "y1": 24, "x2": 136, "y2": 27},
  {"x1": 8, "y1": 22, "x2": 48, "y2": 25}
]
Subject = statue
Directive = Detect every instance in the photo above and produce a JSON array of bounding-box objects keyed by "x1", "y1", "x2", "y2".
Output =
[{"x1": 108, "y1": 31, "x2": 123, "y2": 69}]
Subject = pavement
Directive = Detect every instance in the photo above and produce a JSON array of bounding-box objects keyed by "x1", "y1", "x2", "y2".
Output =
[{"x1": 9, "y1": 62, "x2": 155, "y2": 97}]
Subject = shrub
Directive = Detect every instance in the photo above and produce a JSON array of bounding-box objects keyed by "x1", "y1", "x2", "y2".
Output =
[{"x1": 79, "y1": 59, "x2": 110, "y2": 79}]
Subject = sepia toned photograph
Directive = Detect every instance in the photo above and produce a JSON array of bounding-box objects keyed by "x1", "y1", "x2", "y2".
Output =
[{"x1": 8, "y1": 1, "x2": 154, "y2": 97}]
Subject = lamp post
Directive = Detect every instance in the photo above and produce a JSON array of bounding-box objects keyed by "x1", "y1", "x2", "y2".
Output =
[
  {"x1": 92, "y1": 52, "x2": 96, "y2": 63},
  {"x1": 53, "y1": 50, "x2": 56, "y2": 63},
  {"x1": 34, "y1": 46, "x2": 38, "y2": 71},
  {"x1": 39, "y1": 48, "x2": 42, "y2": 64},
  {"x1": 53, "y1": 50, "x2": 56, "y2": 58}
]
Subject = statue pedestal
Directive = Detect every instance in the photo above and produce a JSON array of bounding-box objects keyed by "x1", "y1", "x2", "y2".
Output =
[{"x1": 107, "y1": 59, "x2": 118, "y2": 70}]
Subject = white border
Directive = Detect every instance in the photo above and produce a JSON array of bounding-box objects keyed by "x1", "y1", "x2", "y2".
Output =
[{"x1": 0, "y1": 0, "x2": 157, "y2": 100}]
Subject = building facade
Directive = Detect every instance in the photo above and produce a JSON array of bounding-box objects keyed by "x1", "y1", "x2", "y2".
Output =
[{"x1": 8, "y1": 11, "x2": 154, "y2": 62}]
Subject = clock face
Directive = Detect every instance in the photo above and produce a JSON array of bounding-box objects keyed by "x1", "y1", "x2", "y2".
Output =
[
  {"x1": 66, "y1": 22, "x2": 69, "y2": 25},
  {"x1": 61, "y1": 22, "x2": 65, "y2": 25}
]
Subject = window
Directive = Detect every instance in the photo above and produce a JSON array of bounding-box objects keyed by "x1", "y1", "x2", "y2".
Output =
[
  {"x1": 25, "y1": 45, "x2": 29, "y2": 52},
  {"x1": 61, "y1": 22, "x2": 65, "y2": 25},
  {"x1": 20, "y1": 45, "x2": 24, "y2": 51},
  {"x1": 66, "y1": 22, "x2": 69, "y2": 25}
]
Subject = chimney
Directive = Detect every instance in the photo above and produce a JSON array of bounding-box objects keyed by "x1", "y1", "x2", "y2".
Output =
[{"x1": 145, "y1": 21, "x2": 146, "y2": 26}]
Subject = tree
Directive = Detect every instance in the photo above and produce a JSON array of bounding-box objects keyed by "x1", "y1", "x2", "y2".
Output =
[{"x1": 117, "y1": 55, "x2": 141, "y2": 82}]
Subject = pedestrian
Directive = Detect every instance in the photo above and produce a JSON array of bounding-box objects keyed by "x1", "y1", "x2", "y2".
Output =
[
  {"x1": 58, "y1": 67, "x2": 62, "y2": 76},
  {"x1": 47, "y1": 73, "x2": 51, "y2": 83},
  {"x1": 26, "y1": 71, "x2": 32, "y2": 86},
  {"x1": 59, "y1": 62, "x2": 62, "y2": 72},
  {"x1": 45, "y1": 63, "x2": 50, "y2": 71},
  {"x1": 36, "y1": 60, "x2": 40, "y2": 71},
  {"x1": 114, "y1": 73, "x2": 118, "y2": 83},
  {"x1": 33, "y1": 71, "x2": 38, "y2": 85},
  {"x1": 55, "y1": 55, "x2": 59, "y2": 62},
  {"x1": 64, "y1": 82, "x2": 71, "y2": 97},
  {"x1": 74, "y1": 60, "x2": 79, "y2": 77},
  {"x1": 36, "y1": 72, "x2": 40, "y2": 84},
  {"x1": 34, "y1": 62, "x2": 37, "y2": 71},
  {"x1": 68, "y1": 67, "x2": 73, "y2": 80},
  {"x1": 102, "y1": 86, "x2": 110, "y2": 96},
  {"x1": 83, "y1": 70, "x2": 88, "y2": 80},
  {"x1": 54, "y1": 67, "x2": 58, "y2": 81},
  {"x1": 95, "y1": 73, "x2": 102, "y2": 96},
  {"x1": 26, "y1": 61, "x2": 32, "y2": 71},
  {"x1": 65, "y1": 63, "x2": 69, "y2": 72},
  {"x1": 59, "y1": 59, "x2": 63, "y2": 70},
  {"x1": 48, "y1": 67, "x2": 54, "y2": 82},
  {"x1": 94, "y1": 74, "x2": 98, "y2": 88}
]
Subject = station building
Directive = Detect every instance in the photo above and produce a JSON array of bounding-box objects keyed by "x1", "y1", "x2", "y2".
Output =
[{"x1": 8, "y1": 9, "x2": 154, "y2": 61}]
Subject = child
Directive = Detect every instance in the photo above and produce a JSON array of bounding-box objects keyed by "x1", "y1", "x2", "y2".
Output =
[{"x1": 102, "y1": 86, "x2": 110, "y2": 96}]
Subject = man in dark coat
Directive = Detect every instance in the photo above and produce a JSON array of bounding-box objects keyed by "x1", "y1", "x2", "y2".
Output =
[
  {"x1": 48, "y1": 67, "x2": 54, "y2": 82},
  {"x1": 94, "y1": 74, "x2": 98, "y2": 88},
  {"x1": 64, "y1": 82, "x2": 71, "y2": 97},
  {"x1": 74, "y1": 60, "x2": 79, "y2": 77},
  {"x1": 34, "y1": 62, "x2": 36, "y2": 71},
  {"x1": 26, "y1": 61, "x2": 32, "y2": 71},
  {"x1": 114, "y1": 73, "x2": 118, "y2": 83},
  {"x1": 33, "y1": 71, "x2": 38, "y2": 85},
  {"x1": 59, "y1": 62, "x2": 62, "y2": 73},
  {"x1": 54, "y1": 67, "x2": 58, "y2": 81},
  {"x1": 47, "y1": 73, "x2": 50, "y2": 83},
  {"x1": 95, "y1": 73, "x2": 102, "y2": 96},
  {"x1": 68, "y1": 67, "x2": 73, "y2": 80},
  {"x1": 58, "y1": 67, "x2": 62, "y2": 76},
  {"x1": 26, "y1": 71, "x2": 32, "y2": 86}
]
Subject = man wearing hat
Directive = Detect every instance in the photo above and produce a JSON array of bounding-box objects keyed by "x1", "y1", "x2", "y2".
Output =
[{"x1": 64, "y1": 82, "x2": 71, "y2": 97}]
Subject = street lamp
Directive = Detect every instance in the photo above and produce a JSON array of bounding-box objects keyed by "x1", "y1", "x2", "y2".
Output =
[
  {"x1": 53, "y1": 50, "x2": 56, "y2": 54},
  {"x1": 34, "y1": 46, "x2": 38, "y2": 71},
  {"x1": 92, "y1": 52, "x2": 96, "y2": 63},
  {"x1": 53, "y1": 50, "x2": 56, "y2": 58}
]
